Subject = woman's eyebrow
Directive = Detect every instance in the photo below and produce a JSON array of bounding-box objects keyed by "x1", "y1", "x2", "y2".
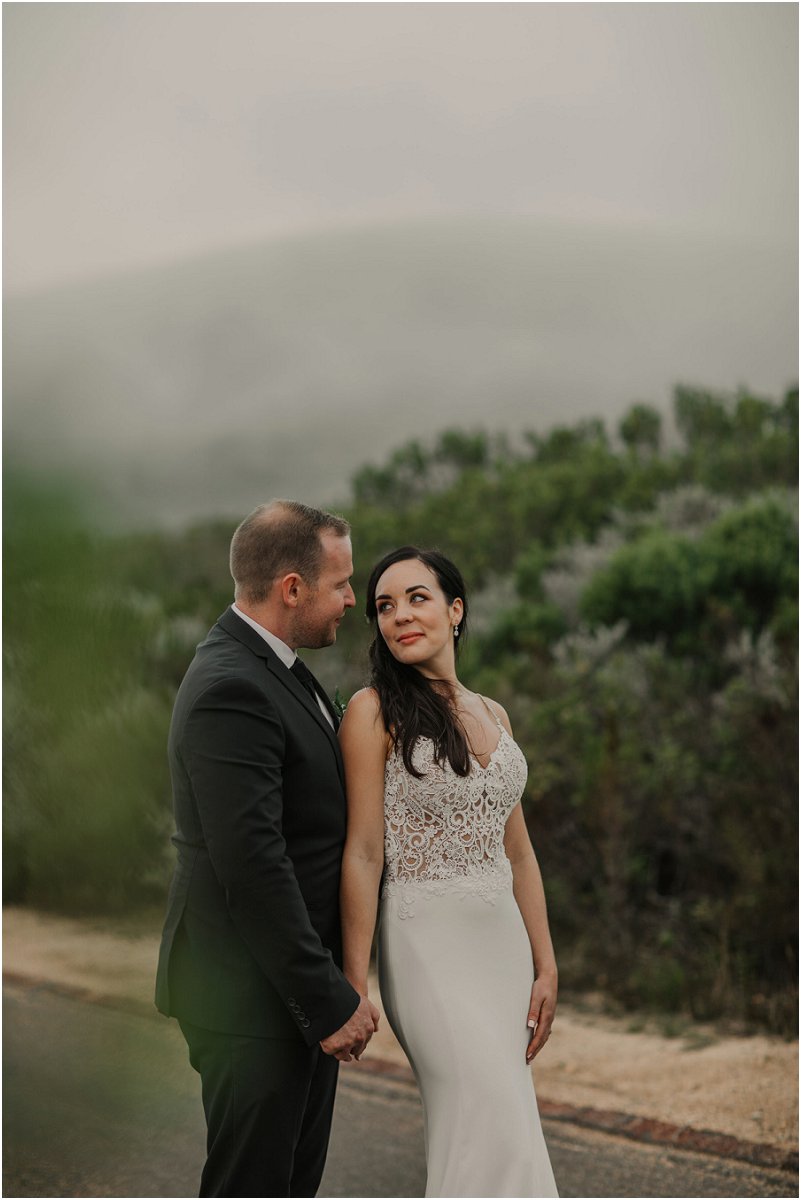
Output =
[{"x1": 375, "y1": 584, "x2": 433, "y2": 601}]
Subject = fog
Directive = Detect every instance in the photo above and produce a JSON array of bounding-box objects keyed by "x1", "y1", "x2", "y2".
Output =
[{"x1": 4, "y1": 3, "x2": 797, "y2": 525}]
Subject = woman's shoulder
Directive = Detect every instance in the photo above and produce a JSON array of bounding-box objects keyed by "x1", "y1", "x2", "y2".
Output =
[
  {"x1": 340, "y1": 687, "x2": 386, "y2": 734},
  {"x1": 345, "y1": 686, "x2": 382, "y2": 716},
  {"x1": 479, "y1": 694, "x2": 513, "y2": 735},
  {"x1": 340, "y1": 687, "x2": 392, "y2": 756}
]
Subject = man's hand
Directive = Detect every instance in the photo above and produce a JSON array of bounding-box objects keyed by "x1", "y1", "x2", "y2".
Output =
[{"x1": 320, "y1": 995, "x2": 380, "y2": 1062}]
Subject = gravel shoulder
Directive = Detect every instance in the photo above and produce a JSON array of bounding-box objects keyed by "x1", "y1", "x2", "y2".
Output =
[{"x1": 3, "y1": 905, "x2": 797, "y2": 1155}]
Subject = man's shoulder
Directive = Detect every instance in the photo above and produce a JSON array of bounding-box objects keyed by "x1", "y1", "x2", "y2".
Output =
[
  {"x1": 177, "y1": 619, "x2": 276, "y2": 700},
  {"x1": 169, "y1": 639, "x2": 282, "y2": 750}
]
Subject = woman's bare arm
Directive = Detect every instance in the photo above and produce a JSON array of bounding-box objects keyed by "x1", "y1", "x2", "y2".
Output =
[
  {"x1": 338, "y1": 688, "x2": 390, "y2": 996},
  {"x1": 489, "y1": 699, "x2": 558, "y2": 1062}
]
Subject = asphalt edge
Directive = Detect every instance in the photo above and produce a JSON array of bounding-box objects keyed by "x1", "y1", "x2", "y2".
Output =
[{"x1": 4, "y1": 971, "x2": 798, "y2": 1177}]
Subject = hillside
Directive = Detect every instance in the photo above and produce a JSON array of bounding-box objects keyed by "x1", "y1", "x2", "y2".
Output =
[
  {"x1": 5, "y1": 385, "x2": 797, "y2": 1030},
  {"x1": 5, "y1": 216, "x2": 795, "y2": 526}
]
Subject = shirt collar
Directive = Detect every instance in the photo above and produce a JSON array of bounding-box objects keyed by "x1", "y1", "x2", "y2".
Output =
[{"x1": 231, "y1": 604, "x2": 296, "y2": 669}]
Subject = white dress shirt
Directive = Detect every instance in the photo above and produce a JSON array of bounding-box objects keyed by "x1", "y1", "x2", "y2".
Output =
[{"x1": 231, "y1": 604, "x2": 334, "y2": 728}]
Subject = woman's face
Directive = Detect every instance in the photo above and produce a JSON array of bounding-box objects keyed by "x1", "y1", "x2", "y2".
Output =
[{"x1": 373, "y1": 558, "x2": 463, "y2": 675}]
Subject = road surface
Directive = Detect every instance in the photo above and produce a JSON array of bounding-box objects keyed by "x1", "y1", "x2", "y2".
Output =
[{"x1": 3, "y1": 983, "x2": 796, "y2": 1198}]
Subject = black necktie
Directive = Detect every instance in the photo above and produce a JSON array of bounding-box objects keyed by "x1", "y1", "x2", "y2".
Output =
[
  {"x1": 291, "y1": 657, "x2": 321, "y2": 702},
  {"x1": 291, "y1": 658, "x2": 339, "y2": 729}
]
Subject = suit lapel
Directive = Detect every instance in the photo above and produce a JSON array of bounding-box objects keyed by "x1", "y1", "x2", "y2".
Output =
[
  {"x1": 216, "y1": 608, "x2": 345, "y2": 786},
  {"x1": 267, "y1": 657, "x2": 344, "y2": 778}
]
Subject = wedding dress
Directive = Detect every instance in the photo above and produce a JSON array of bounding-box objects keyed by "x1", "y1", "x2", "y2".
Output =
[{"x1": 377, "y1": 701, "x2": 558, "y2": 1198}]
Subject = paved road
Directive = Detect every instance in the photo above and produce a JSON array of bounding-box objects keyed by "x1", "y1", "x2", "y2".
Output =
[{"x1": 3, "y1": 984, "x2": 796, "y2": 1198}]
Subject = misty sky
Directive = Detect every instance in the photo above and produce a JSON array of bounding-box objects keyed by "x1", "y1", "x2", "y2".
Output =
[{"x1": 4, "y1": 2, "x2": 797, "y2": 296}]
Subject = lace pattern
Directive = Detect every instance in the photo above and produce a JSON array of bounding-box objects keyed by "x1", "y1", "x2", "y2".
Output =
[{"x1": 381, "y1": 713, "x2": 528, "y2": 919}]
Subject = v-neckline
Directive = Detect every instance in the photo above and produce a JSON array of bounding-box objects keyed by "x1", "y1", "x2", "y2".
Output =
[{"x1": 469, "y1": 724, "x2": 507, "y2": 772}]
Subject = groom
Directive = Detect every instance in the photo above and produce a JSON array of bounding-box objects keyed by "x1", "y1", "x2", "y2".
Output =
[{"x1": 155, "y1": 500, "x2": 379, "y2": 1197}]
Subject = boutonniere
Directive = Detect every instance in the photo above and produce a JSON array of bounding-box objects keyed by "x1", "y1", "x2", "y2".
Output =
[{"x1": 333, "y1": 687, "x2": 348, "y2": 721}]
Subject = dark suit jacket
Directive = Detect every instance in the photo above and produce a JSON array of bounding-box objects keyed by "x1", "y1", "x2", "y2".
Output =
[{"x1": 154, "y1": 607, "x2": 360, "y2": 1045}]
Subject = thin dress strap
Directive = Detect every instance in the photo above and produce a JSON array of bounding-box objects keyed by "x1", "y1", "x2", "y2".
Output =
[{"x1": 478, "y1": 695, "x2": 505, "y2": 731}]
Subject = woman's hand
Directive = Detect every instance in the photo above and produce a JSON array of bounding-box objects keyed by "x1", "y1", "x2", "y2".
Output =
[{"x1": 525, "y1": 971, "x2": 557, "y2": 1064}]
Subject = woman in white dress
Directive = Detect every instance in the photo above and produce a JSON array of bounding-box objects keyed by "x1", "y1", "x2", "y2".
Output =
[{"x1": 339, "y1": 546, "x2": 559, "y2": 1198}]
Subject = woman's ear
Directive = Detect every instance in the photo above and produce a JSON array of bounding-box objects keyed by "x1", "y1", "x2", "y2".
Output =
[{"x1": 451, "y1": 597, "x2": 464, "y2": 627}]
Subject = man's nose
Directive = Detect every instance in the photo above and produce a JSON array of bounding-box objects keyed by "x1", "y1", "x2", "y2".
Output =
[{"x1": 344, "y1": 585, "x2": 356, "y2": 608}]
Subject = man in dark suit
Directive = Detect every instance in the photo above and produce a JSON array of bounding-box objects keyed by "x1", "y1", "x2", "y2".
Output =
[{"x1": 155, "y1": 499, "x2": 379, "y2": 1198}]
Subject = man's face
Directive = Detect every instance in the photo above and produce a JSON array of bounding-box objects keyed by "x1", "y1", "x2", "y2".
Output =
[{"x1": 293, "y1": 533, "x2": 356, "y2": 649}]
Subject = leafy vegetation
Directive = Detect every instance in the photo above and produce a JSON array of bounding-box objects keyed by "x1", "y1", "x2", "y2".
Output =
[{"x1": 5, "y1": 383, "x2": 797, "y2": 1031}]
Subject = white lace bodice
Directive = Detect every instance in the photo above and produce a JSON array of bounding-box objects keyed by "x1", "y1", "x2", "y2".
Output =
[{"x1": 382, "y1": 703, "x2": 528, "y2": 915}]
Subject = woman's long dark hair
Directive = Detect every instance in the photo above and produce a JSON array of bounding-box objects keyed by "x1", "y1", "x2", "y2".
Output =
[{"x1": 366, "y1": 546, "x2": 471, "y2": 778}]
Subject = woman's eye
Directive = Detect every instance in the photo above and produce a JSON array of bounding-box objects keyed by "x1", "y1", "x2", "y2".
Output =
[
  {"x1": 377, "y1": 602, "x2": 392, "y2": 614},
  {"x1": 410, "y1": 593, "x2": 426, "y2": 603}
]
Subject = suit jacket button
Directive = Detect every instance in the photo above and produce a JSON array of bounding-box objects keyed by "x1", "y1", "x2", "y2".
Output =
[
  {"x1": 301, "y1": 1018, "x2": 311, "y2": 1028},
  {"x1": 288, "y1": 997, "x2": 296, "y2": 1005}
]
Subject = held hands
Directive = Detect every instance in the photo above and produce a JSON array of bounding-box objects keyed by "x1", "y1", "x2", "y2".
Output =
[
  {"x1": 526, "y1": 971, "x2": 557, "y2": 1064},
  {"x1": 320, "y1": 994, "x2": 380, "y2": 1062}
]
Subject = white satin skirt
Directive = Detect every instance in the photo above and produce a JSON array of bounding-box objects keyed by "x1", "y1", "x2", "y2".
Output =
[{"x1": 378, "y1": 877, "x2": 558, "y2": 1198}]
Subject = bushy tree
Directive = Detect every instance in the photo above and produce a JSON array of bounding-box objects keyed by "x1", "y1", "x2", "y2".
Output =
[
  {"x1": 698, "y1": 494, "x2": 798, "y2": 635},
  {"x1": 580, "y1": 530, "x2": 702, "y2": 643},
  {"x1": 619, "y1": 403, "x2": 662, "y2": 457},
  {"x1": 580, "y1": 492, "x2": 797, "y2": 651},
  {"x1": 674, "y1": 385, "x2": 734, "y2": 444}
]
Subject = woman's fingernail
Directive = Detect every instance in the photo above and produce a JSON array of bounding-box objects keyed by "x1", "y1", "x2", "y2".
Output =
[{"x1": 527, "y1": 1019, "x2": 536, "y2": 1028}]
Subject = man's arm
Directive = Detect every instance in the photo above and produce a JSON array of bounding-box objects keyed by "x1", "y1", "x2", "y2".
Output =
[{"x1": 181, "y1": 675, "x2": 361, "y2": 1046}]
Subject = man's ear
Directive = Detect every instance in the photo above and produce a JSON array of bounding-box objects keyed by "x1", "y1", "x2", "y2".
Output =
[{"x1": 280, "y1": 573, "x2": 303, "y2": 608}]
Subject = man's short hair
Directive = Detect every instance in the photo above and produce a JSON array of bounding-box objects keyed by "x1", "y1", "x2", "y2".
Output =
[{"x1": 230, "y1": 500, "x2": 350, "y2": 604}]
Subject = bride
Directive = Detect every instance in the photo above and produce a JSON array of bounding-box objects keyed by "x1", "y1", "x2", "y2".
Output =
[{"x1": 339, "y1": 546, "x2": 559, "y2": 1198}]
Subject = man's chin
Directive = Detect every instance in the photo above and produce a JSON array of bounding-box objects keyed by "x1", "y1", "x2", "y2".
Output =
[{"x1": 300, "y1": 629, "x2": 337, "y2": 651}]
